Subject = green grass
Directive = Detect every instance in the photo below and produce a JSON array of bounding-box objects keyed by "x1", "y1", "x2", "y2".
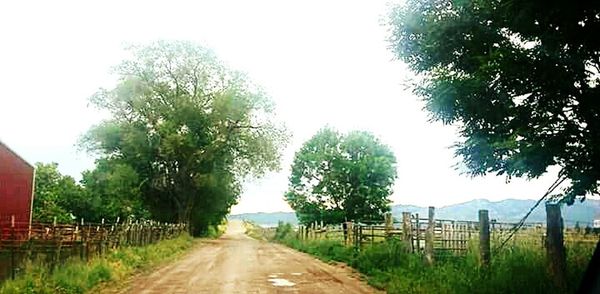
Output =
[
  {"x1": 272, "y1": 223, "x2": 594, "y2": 294},
  {"x1": 0, "y1": 234, "x2": 195, "y2": 294},
  {"x1": 243, "y1": 221, "x2": 275, "y2": 240}
]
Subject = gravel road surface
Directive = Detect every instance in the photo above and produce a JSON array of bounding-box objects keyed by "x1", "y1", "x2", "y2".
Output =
[{"x1": 108, "y1": 220, "x2": 379, "y2": 294}]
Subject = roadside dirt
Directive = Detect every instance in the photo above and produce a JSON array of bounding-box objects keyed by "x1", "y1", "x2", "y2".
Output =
[{"x1": 104, "y1": 220, "x2": 380, "y2": 293}]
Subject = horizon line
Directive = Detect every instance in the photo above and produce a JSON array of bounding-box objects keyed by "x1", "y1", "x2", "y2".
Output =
[{"x1": 230, "y1": 197, "x2": 593, "y2": 215}]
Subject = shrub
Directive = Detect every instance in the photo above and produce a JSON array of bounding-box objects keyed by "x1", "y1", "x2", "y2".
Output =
[{"x1": 274, "y1": 222, "x2": 293, "y2": 240}]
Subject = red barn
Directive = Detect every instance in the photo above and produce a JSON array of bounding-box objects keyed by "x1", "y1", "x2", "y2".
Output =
[{"x1": 0, "y1": 141, "x2": 35, "y2": 240}]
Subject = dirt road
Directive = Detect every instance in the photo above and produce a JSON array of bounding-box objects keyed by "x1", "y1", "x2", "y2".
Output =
[{"x1": 111, "y1": 220, "x2": 379, "y2": 294}]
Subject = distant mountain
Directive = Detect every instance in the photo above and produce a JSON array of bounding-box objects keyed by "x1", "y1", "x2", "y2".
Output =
[
  {"x1": 228, "y1": 212, "x2": 298, "y2": 227},
  {"x1": 230, "y1": 199, "x2": 600, "y2": 227},
  {"x1": 392, "y1": 199, "x2": 600, "y2": 226}
]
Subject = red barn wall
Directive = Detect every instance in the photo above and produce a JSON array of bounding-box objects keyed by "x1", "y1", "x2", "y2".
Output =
[{"x1": 0, "y1": 143, "x2": 34, "y2": 240}]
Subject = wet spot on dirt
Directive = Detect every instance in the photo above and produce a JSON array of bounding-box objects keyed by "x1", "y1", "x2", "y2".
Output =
[{"x1": 268, "y1": 278, "x2": 296, "y2": 287}]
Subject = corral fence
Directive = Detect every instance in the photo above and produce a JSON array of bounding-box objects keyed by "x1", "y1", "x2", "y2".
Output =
[
  {"x1": 0, "y1": 215, "x2": 186, "y2": 282},
  {"x1": 296, "y1": 203, "x2": 600, "y2": 265}
]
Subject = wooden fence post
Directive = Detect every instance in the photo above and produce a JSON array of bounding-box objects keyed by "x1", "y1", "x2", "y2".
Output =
[
  {"x1": 54, "y1": 218, "x2": 63, "y2": 271},
  {"x1": 114, "y1": 217, "x2": 120, "y2": 249},
  {"x1": 546, "y1": 202, "x2": 567, "y2": 291},
  {"x1": 425, "y1": 206, "x2": 435, "y2": 265},
  {"x1": 352, "y1": 224, "x2": 357, "y2": 248},
  {"x1": 402, "y1": 212, "x2": 412, "y2": 252},
  {"x1": 359, "y1": 225, "x2": 363, "y2": 248},
  {"x1": 370, "y1": 225, "x2": 374, "y2": 245},
  {"x1": 127, "y1": 220, "x2": 132, "y2": 246},
  {"x1": 353, "y1": 224, "x2": 361, "y2": 249},
  {"x1": 100, "y1": 219, "x2": 105, "y2": 256},
  {"x1": 479, "y1": 210, "x2": 490, "y2": 267},
  {"x1": 305, "y1": 223, "x2": 309, "y2": 239},
  {"x1": 86, "y1": 223, "x2": 91, "y2": 261},
  {"x1": 347, "y1": 222, "x2": 353, "y2": 246},
  {"x1": 415, "y1": 213, "x2": 421, "y2": 252},
  {"x1": 384, "y1": 212, "x2": 393, "y2": 239},
  {"x1": 10, "y1": 215, "x2": 15, "y2": 280},
  {"x1": 79, "y1": 219, "x2": 84, "y2": 260},
  {"x1": 51, "y1": 217, "x2": 58, "y2": 271}
]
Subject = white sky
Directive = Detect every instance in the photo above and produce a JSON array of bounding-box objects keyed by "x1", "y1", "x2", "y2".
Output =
[{"x1": 0, "y1": 0, "x2": 565, "y2": 214}]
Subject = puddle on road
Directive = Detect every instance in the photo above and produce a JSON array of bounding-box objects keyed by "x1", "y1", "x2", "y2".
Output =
[
  {"x1": 268, "y1": 278, "x2": 296, "y2": 287},
  {"x1": 291, "y1": 273, "x2": 302, "y2": 276}
]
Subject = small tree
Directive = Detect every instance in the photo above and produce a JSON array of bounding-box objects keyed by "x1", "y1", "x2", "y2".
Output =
[
  {"x1": 285, "y1": 128, "x2": 397, "y2": 225},
  {"x1": 32, "y1": 163, "x2": 83, "y2": 223}
]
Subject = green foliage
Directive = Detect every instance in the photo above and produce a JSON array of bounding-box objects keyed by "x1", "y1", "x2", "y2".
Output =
[
  {"x1": 387, "y1": 1, "x2": 600, "y2": 203},
  {"x1": 0, "y1": 234, "x2": 194, "y2": 294},
  {"x1": 352, "y1": 239, "x2": 409, "y2": 274},
  {"x1": 285, "y1": 127, "x2": 397, "y2": 225},
  {"x1": 80, "y1": 159, "x2": 149, "y2": 222},
  {"x1": 202, "y1": 223, "x2": 226, "y2": 238},
  {"x1": 279, "y1": 235, "x2": 593, "y2": 294},
  {"x1": 242, "y1": 221, "x2": 275, "y2": 240},
  {"x1": 32, "y1": 163, "x2": 83, "y2": 223},
  {"x1": 273, "y1": 221, "x2": 293, "y2": 240},
  {"x1": 31, "y1": 162, "x2": 148, "y2": 224},
  {"x1": 81, "y1": 41, "x2": 288, "y2": 234},
  {"x1": 280, "y1": 237, "x2": 355, "y2": 264}
]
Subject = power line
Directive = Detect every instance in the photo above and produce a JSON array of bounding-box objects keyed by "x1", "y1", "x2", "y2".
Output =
[{"x1": 495, "y1": 170, "x2": 567, "y2": 252}]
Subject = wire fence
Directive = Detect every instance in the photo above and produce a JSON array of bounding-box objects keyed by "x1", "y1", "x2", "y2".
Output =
[{"x1": 297, "y1": 207, "x2": 600, "y2": 261}]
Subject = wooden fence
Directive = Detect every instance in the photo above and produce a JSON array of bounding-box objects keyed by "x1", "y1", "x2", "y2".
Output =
[
  {"x1": 296, "y1": 205, "x2": 600, "y2": 265},
  {"x1": 0, "y1": 216, "x2": 186, "y2": 281}
]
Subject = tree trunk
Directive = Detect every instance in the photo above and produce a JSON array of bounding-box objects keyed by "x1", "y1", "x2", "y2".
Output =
[{"x1": 181, "y1": 200, "x2": 194, "y2": 234}]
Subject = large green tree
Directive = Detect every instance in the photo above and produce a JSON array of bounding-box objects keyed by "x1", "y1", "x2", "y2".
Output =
[
  {"x1": 82, "y1": 41, "x2": 288, "y2": 235},
  {"x1": 285, "y1": 128, "x2": 397, "y2": 225},
  {"x1": 388, "y1": 1, "x2": 600, "y2": 204}
]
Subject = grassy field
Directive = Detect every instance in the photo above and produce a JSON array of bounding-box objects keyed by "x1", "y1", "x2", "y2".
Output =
[
  {"x1": 0, "y1": 233, "x2": 196, "y2": 294},
  {"x1": 259, "y1": 222, "x2": 594, "y2": 294}
]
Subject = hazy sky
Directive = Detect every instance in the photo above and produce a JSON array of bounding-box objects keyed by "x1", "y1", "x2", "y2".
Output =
[{"x1": 0, "y1": 0, "x2": 566, "y2": 214}]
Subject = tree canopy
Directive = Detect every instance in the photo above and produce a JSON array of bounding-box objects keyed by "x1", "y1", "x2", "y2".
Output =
[
  {"x1": 285, "y1": 128, "x2": 397, "y2": 225},
  {"x1": 81, "y1": 41, "x2": 288, "y2": 234},
  {"x1": 32, "y1": 163, "x2": 81, "y2": 223},
  {"x1": 388, "y1": 1, "x2": 600, "y2": 204},
  {"x1": 32, "y1": 162, "x2": 148, "y2": 224}
]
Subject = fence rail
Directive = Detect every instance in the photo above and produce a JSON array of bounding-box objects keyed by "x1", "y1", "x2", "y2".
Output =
[
  {"x1": 0, "y1": 217, "x2": 186, "y2": 282},
  {"x1": 296, "y1": 205, "x2": 600, "y2": 264}
]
